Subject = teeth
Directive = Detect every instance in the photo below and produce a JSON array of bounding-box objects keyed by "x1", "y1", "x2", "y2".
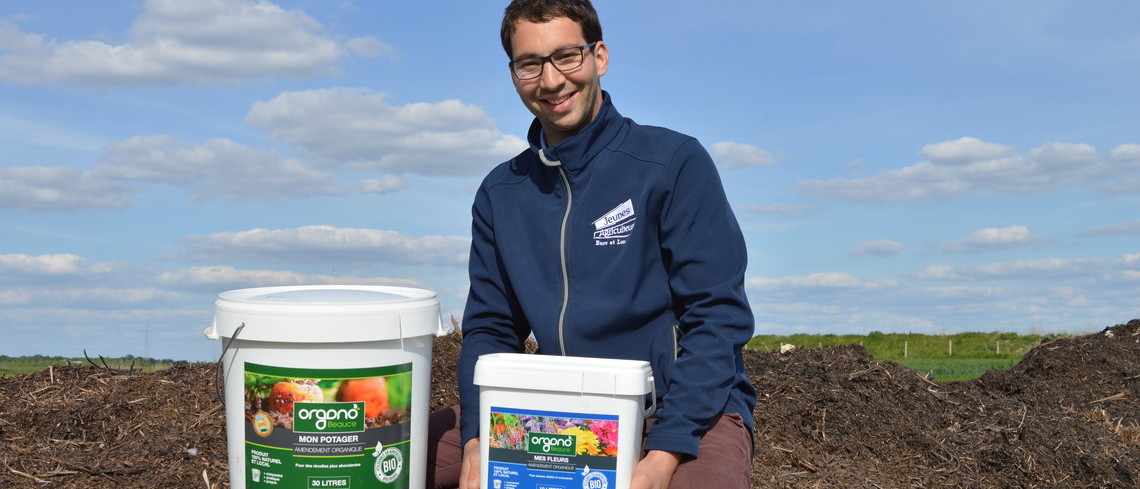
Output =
[{"x1": 548, "y1": 94, "x2": 571, "y2": 105}]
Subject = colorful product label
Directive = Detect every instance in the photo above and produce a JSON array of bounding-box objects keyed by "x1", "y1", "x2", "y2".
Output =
[
  {"x1": 243, "y1": 362, "x2": 413, "y2": 488},
  {"x1": 487, "y1": 407, "x2": 620, "y2": 489}
]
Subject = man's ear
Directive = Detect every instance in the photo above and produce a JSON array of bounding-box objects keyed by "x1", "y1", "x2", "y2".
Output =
[{"x1": 593, "y1": 40, "x2": 609, "y2": 77}]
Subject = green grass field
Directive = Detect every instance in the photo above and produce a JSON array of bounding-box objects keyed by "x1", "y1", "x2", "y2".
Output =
[
  {"x1": 3, "y1": 332, "x2": 1061, "y2": 381},
  {"x1": 0, "y1": 354, "x2": 178, "y2": 376},
  {"x1": 747, "y1": 331, "x2": 1062, "y2": 381}
]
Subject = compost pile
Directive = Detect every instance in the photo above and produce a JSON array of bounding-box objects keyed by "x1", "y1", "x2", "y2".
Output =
[{"x1": 1, "y1": 320, "x2": 1137, "y2": 488}]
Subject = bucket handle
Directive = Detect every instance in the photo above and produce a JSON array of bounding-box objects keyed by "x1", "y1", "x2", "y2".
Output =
[
  {"x1": 212, "y1": 322, "x2": 245, "y2": 406},
  {"x1": 642, "y1": 375, "x2": 657, "y2": 418}
]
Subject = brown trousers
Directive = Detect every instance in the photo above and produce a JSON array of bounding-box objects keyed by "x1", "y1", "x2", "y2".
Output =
[{"x1": 426, "y1": 405, "x2": 753, "y2": 489}]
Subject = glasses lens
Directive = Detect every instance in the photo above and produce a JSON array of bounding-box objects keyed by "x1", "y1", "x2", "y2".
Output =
[
  {"x1": 512, "y1": 58, "x2": 543, "y2": 79},
  {"x1": 551, "y1": 48, "x2": 584, "y2": 71}
]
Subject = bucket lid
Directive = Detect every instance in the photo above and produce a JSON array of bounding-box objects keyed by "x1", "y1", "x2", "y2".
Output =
[
  {"x1": 474, "y1": 353, "x2": 653, "y2": 396},
  {"x1": 207, "y1": 285, "x2": 443, "y2": 343}
]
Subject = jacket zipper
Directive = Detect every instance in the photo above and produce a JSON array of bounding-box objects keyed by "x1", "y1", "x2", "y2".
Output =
[{"x1": 555, "y1": 165, "x2": 573, "y2": 356}]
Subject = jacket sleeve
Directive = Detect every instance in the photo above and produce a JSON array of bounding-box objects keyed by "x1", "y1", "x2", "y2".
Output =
[
  {"x1": 643, "y1": 139, "x2": 755, "y2": 457},
  {"x1": 457, "y1": 182, "x2": 531, "y2": 444}
]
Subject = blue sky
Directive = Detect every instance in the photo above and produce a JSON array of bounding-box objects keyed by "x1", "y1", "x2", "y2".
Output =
[{"x1": 2, "y1": 0, "x2": 1138, "y2": 362}]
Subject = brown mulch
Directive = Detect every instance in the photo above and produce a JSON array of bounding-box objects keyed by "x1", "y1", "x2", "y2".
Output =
[{"x1": 2, "y1": 320, "x2": 1137, "y2": 488}]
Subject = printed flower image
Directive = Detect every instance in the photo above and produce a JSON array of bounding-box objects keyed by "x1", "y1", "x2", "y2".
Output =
[
  {"x1": 559, "y1": 425, "x2": 600, "y2": 456},
  {"x1": 488, "y1": 412, "x2": 527, "y2": 450},
  {"x1": 489, "y1": 412, "x2": 620, "y2": 457},
  {"x1": 590, "y1": 420, "x2": 620, "y2": 457}
]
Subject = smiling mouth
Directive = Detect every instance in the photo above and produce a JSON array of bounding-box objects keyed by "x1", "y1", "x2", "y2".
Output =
[{"x1": 543, "y1": 92, "x2": 574, "y2": 108}]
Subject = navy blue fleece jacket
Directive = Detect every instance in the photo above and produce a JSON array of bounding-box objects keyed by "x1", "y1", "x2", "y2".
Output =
[{"x1": 459, "y1": 92, "x2": 756, "y2": 457}]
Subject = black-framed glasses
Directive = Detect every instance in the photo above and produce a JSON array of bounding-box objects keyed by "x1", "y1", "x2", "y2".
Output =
[{"x1": 509, "y1": 42, "x2": 598, "y2": 80}]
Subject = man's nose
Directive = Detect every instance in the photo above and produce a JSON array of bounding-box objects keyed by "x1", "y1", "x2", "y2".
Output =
[{"x1": 538, "y1": 60, "x2": 566, "y2": 87}]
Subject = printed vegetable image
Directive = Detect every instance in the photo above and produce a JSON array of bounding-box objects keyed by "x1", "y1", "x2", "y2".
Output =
[
  {"x1": 384, "y1": 371, "x2": 412, "y2": 411},
  {"x1": 245, "y1": 370, "x2": 413, "y2": 430},
  {"x1": 335, "y1": 377, "x2": 389, "y2": 418},
  {"x1": 267, "y1": 379, "x2": 324, "y2": 414}
]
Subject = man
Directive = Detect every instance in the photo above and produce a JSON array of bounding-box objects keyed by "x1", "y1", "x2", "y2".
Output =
[{"x1": 431, "y1": 1, "x2": 757, "y2": 488}]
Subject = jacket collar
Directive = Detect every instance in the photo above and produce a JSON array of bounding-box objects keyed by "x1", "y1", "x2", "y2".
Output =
[{"x1": 526, "y1": 91, "x2": 622, "y2": 174}]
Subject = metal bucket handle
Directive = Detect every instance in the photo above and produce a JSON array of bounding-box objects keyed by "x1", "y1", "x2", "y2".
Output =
[{"x1": 204, "y1": 321, "x2": 245, "y2": 406}]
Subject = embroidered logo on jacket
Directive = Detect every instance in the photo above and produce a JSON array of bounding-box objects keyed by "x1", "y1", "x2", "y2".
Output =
[{"x1": 593, "y1": 199, "x2": 635, "y2": 246}]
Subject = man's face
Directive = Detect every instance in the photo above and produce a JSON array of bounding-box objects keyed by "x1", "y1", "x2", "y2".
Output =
[{"x1": 509, "y1": 16, "x2": 608, "y2": 147}]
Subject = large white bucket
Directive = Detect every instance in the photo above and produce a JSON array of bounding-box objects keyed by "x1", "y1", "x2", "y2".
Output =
[
  {"x1": 474, "y1": 353, "x2": 655, "y2": 489},
  {"x1": 205, "y1": 285, "x2": 444, "y2": 489}
]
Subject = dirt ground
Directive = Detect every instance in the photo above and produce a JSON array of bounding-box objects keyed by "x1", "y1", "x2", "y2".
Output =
[{"x1": 2, "y1": 319, "x2": 1137, "y2": 488}]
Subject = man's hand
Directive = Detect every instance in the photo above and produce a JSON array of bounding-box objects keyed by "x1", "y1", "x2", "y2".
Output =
[
  {"x1": 458, "y1": 438, "x2": 481, "y2": 489},
  {"x1": 629, "y1": 449, "x2": 682, "y2": 489}
]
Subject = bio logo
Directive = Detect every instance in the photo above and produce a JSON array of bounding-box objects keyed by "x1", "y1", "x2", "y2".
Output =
[
  {"x1": 294, "y1": 402, "x2": 365, "y2": 433},
  {"x1": 582, "y1": 470, "x2": 609, "y2": 489},
  {"x1": 374, "y1": 446, "x2": 403, "y2": 484},
  {"x1": 527, "y1": 433, "x2": 576, "y2": 455}
]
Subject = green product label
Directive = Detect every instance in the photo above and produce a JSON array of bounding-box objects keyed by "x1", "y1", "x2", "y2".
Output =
[{"x1": 244, "y1": 362, "x2": 414, "y2": 489}]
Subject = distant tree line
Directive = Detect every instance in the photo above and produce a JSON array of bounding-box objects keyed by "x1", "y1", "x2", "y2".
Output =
[{"x1": 0, "y1": 354, "x2": 181, "y2": 365}]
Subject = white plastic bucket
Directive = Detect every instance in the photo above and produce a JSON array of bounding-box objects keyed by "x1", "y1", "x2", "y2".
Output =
[
  {"x1": 205, "y1": 285, "x2": 444, "y2": 489},
  {"x1": 474, "y1": 353, "x2": 655, "y2": 489}
]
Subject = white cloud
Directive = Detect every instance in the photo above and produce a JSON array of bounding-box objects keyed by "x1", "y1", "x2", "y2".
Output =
[
  {"x1": 942, "y1": 225, "x2": 1048, "y2": 254},
  {"x1": 799, "y1": 137, "x2": 1139, "y2": 201},
  {"x1": 1078, "y1": 221, "x2": 1140, "y2": 237},
  {"x1": 344, "y1": 36, "x2": 395, "y2": 58},
  {"x1": 1099, "y1": 144, "x2": 1140, "y2": 193},
  {"x1": 748, "y1": 272, "x2": 897, "y2": 291},
  {"x1": 915, "y1": 254, "x2": 1138, "y2": 283},
  {"x1": 918, "y1": 137, "x2": 1013, "y2": 164},
  {"x1": 0, "y1": 254, "x2": 178, "y2": 307},
  {"x1": 1027, "y1": 142, "x2": 1101, "y2": 171},
  {"x1": 0, "y1": 166, "x2": 133, "y2": 211},
  {"x1": 0, "y1": 253, "x2": 115, "y2": 278},
  {"x1": 918, "y1": 285, "x2": 1007, "y2": 299},
  {"x1": 967, "y1": 257, "x2": 1113, "y2": 279},
  {"x1": 0, "y1": 287, "x2": 180, "y2": 306},
  {"x1": 849, "y1": 239, "x2": 904, "y2": 257},
  {"x1": 0, "y1": 0, "x2": 386, "y2": 86},
  {"x1": 711, "y1": 141, "x2": 780, "y2": 169},
  {"x1": 1110, "y1": 144, "x2": 1140, "y2": 163},
  {"x1": 738, "y1": 202, "x2": 818, "y2": 217},
  {"x1": 800, "y1": 160, "x2": 969, "y2": 201},
  {"x1": 95, "y1": 135, "x2": 346, "y2": 202},
  {"x1": 167, "y1": 225, "x2": 470, "y2": 266},
  {"x1": 360, "y1": 175, "x2": 407, "y2": 194},
  {"x1": 1101, "y1": 175, "x2": 1140, "y2": 194},
  {"x1": 156, "y1": 265, "x2": 419, "y2": 290},
  {"x1": 244, "y1": 87, "x2": 525, "y2": 176},
  {"x1": 914, "y1": 265, "x2": 964, "y2": 281},
  {"x1": 750, "y1": 261, "x2": 1137, "y2": 336}
]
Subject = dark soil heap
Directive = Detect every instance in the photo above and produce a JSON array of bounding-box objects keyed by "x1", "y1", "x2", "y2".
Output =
[{"x1": 2, "y1": 320, "x2": 1137, "y2": 488}]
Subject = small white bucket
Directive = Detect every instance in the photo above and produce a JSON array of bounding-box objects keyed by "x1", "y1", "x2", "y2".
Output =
[
  {"x1": 205, "y1": 285, "x2": 445, "y2": 489},
  {"x1": 474, "y1": 353, "x2": 655, "y2": 489}
]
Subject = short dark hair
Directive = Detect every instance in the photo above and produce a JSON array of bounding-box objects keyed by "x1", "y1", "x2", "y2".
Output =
[{"x1": 500, "y1": 0, "x2": 603, "y2": 59}]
